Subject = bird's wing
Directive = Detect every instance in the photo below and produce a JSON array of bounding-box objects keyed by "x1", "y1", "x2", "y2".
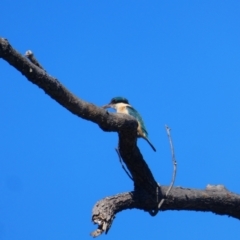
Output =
[{"x1": 126, "y1": 105, "x2": 148, "y2": 137}]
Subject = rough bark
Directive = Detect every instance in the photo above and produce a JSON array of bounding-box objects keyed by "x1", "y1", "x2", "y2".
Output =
[
  {"x1": 92, "y1": 185, "x2": 240, "y2": 236},
  {"x1": 1, "y1": 38, "x2": 239, "y2": 237}
]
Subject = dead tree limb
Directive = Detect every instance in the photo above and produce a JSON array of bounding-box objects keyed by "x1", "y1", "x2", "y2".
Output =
[
  {"x1": 1, "y1": 37, "x2": 240, "y2": 237},
  {"x1": 91, "y1": 186, "x2": 240, "y2": 236}
]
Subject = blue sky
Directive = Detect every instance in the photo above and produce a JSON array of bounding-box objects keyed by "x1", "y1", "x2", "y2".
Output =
[{"x1": 1, "y1": 1, "x2": 240, "y2": 239}]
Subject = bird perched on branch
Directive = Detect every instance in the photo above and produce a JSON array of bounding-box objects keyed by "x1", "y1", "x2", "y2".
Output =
[{"x1": 102, "y1": 97, "x2": 156, "y2": 152}]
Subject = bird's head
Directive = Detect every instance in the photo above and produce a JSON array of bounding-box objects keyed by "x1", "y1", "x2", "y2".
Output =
[{"x1": 102, "y1": 97, "x2": 129, "y2": 109}]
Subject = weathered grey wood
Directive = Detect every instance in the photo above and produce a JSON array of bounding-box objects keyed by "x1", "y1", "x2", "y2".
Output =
[{"x1": 1, "y1": 38, "x2": 239, "y2": 238}]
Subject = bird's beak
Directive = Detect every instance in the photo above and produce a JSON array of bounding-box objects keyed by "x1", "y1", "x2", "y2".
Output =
[{"x1": 102, "y1": 103, "x2": 111, "y2": 109}]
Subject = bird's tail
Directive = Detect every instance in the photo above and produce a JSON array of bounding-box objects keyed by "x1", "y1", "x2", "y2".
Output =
[{"x1": 143, "y1": 136, "x2": 156, "y2": 152}]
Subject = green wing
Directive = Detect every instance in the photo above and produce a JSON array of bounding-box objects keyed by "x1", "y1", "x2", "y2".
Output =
[{"x1": 126, "y1": 106, "x2": 148, "y2": 137}]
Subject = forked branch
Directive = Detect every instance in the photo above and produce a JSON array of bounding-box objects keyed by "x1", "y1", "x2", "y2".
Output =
[{"x1": 1, "y1": 37, "x2": 240, "y2": 238}]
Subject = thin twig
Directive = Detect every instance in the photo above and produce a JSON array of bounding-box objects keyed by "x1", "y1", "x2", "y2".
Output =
[
  {"x1": 115, "y1": 148, "x2": 133, "y2": 181},
  {"x1": 25, "y1": 50, "x2": 45, "y2": 71},
  {"x1": 157, "y1": 125, "x2": 177, "y2": 209}
]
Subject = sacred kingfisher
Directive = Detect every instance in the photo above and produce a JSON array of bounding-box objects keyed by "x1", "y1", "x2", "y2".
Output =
[{"x1": 102, "y1": 97, "x2": 156, "y2": 152}]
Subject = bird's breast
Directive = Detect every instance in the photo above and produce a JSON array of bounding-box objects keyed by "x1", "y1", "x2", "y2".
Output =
[{"x1": 116, "y1": 104, "x2": 129, "y2": 114}]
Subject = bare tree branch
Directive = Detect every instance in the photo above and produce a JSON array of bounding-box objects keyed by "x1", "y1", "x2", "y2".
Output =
[
  {"x1": 115, "y1": 148, "x2": 133, "y2": 181},
  {"x1": 157, "y1": 125, "x2": 177, "y2": 209},
  {"x1": 25, "y1": 50, "x2": 45, "y2": 71},
  {"x1": 91, "y1": 185, "x2": 240, "y2": 236},
  {"x1": 0, "y1": 37, "x2": 159, "y2": 194},
  {"x1": 1, "y1": 37, "x2": 240, "y2": 238}
]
